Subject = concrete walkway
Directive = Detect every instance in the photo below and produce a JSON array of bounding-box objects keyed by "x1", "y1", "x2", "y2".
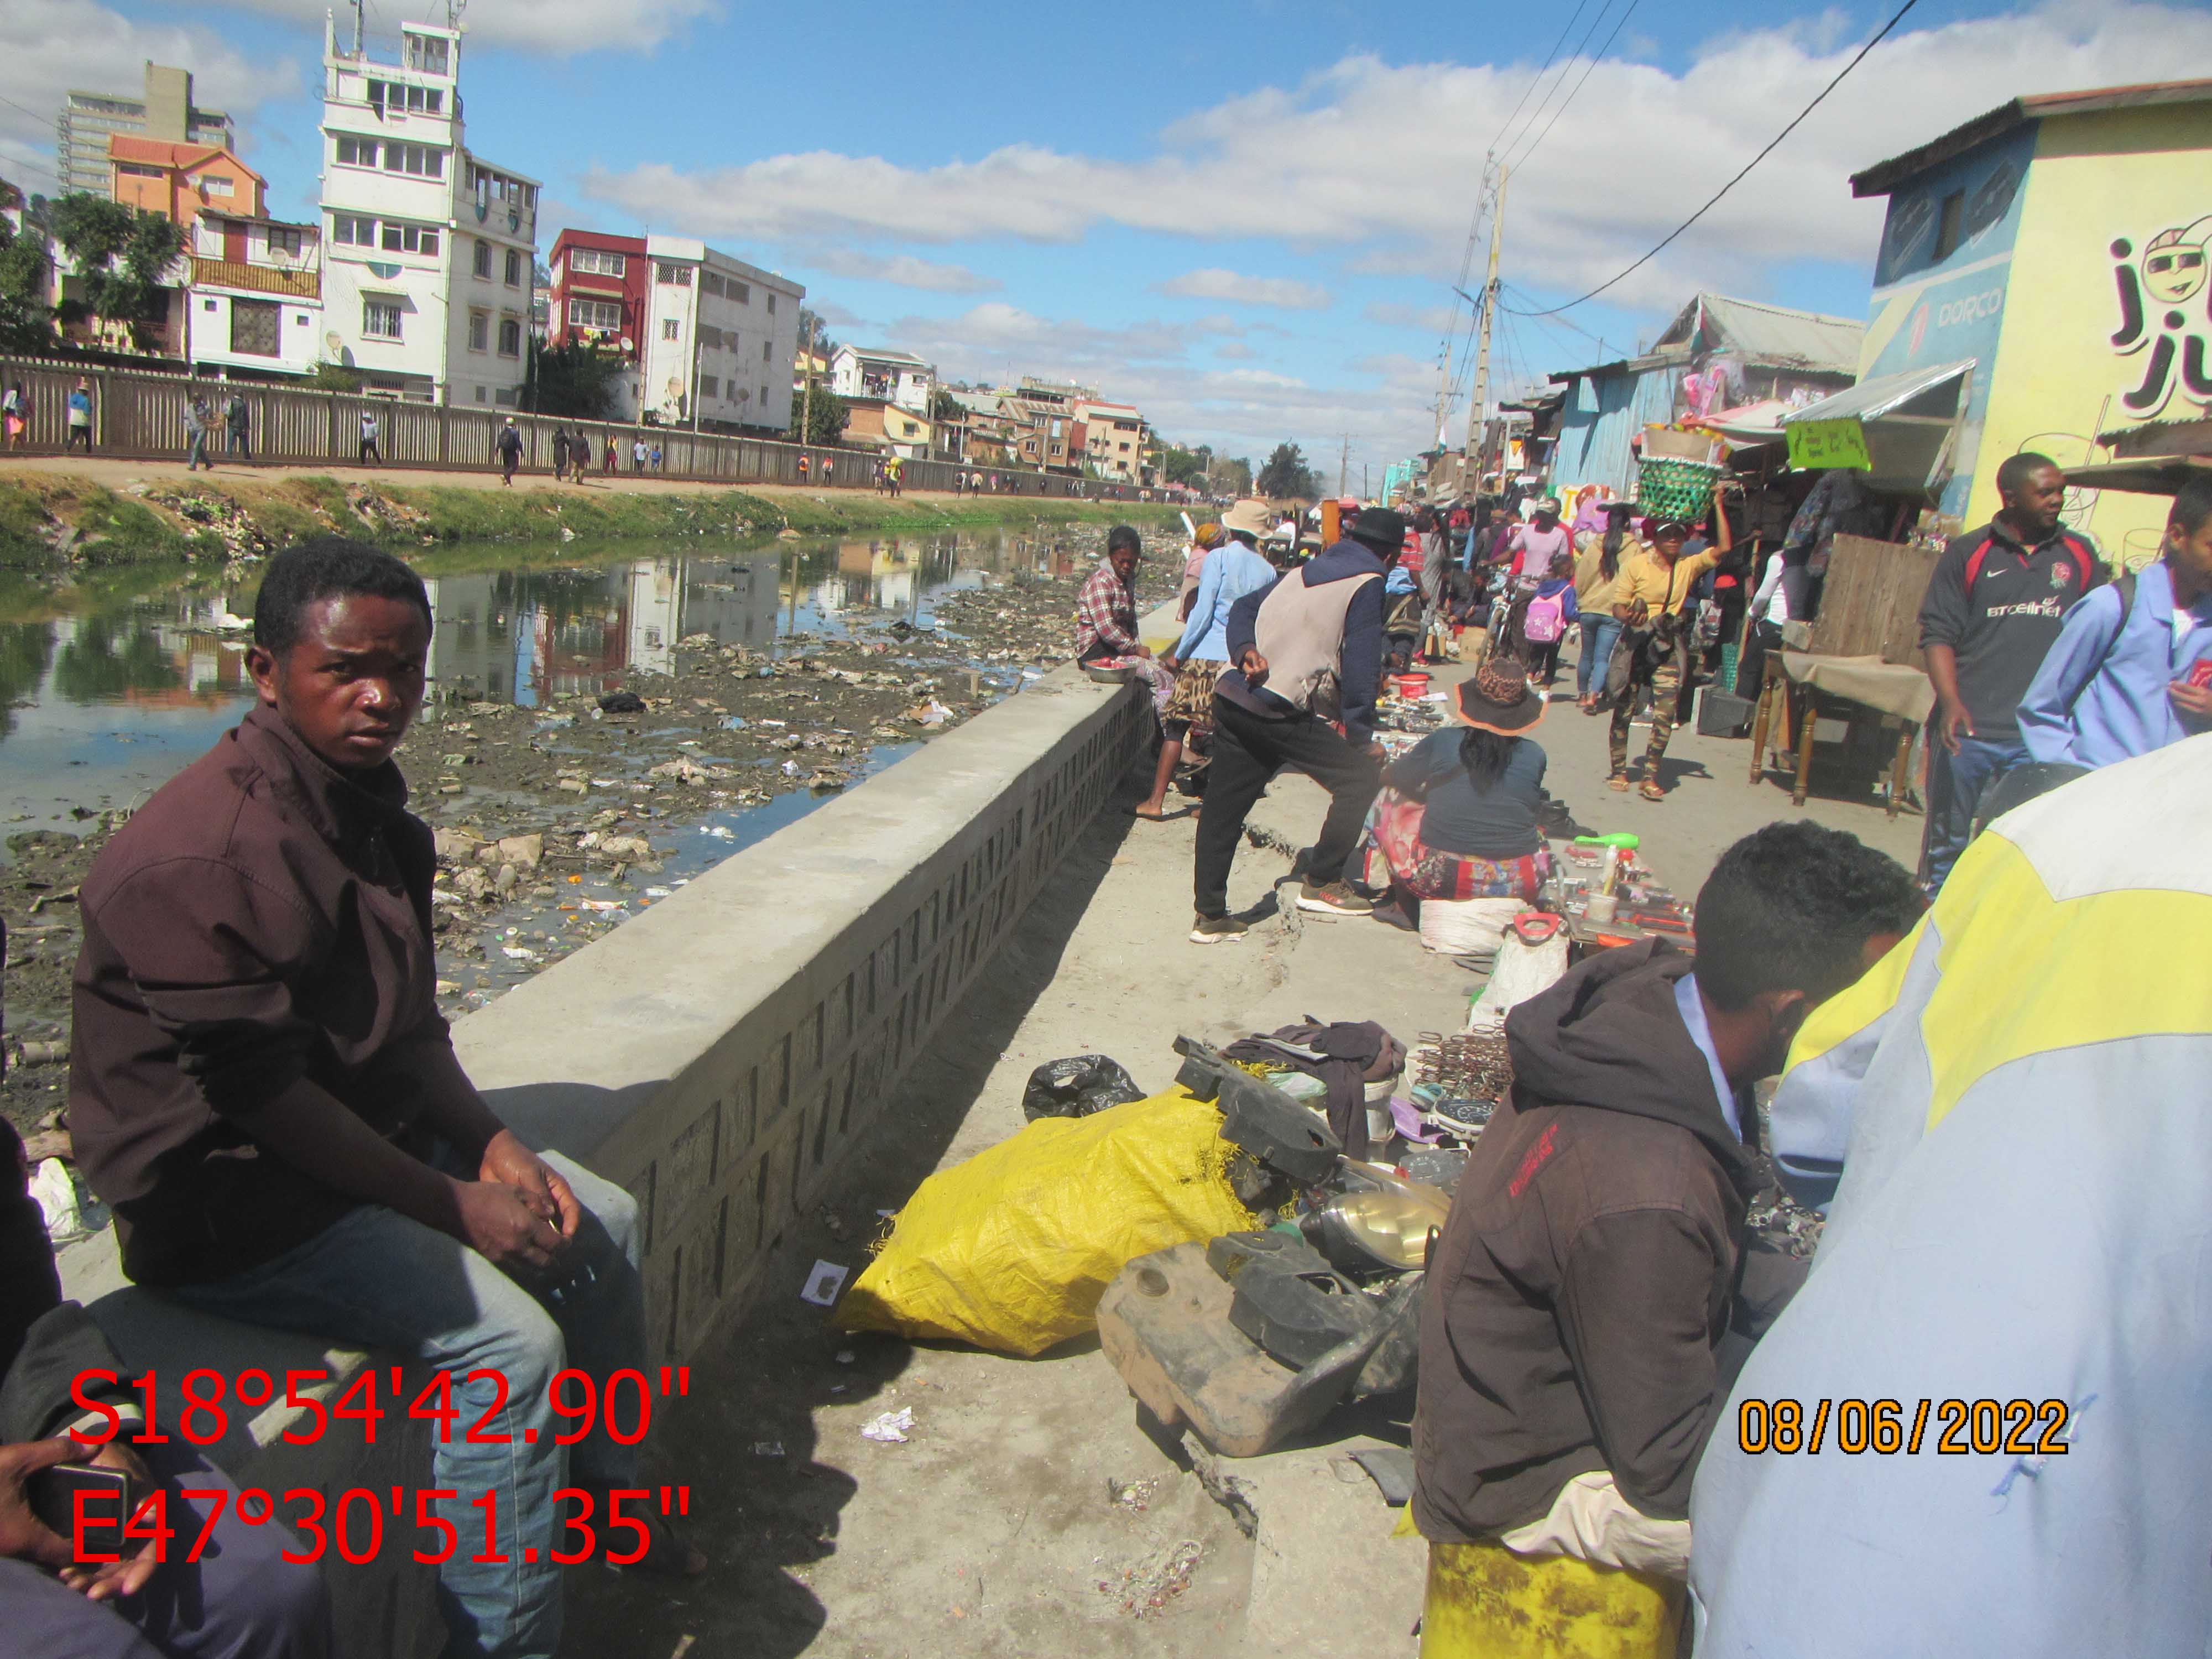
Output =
[{"x1": 560, "y1": 644, "x2": 1925, "y2": 1658}]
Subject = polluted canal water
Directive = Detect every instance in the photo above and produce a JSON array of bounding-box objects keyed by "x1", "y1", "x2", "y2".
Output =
[{"x1": 1, "y1": 521, "x2": 1178, "y2": 1134}]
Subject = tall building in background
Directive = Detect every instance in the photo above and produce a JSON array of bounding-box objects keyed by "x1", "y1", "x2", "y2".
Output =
[
  {"x1": 58, "y1": 64, "x2": 233, "y2": 196},
  {"x1": 319, "y1": 17, "x2": 539, "y2": 404},
  {"x1": 639, "y1": 235, "x2": 803, "y2": 432}
]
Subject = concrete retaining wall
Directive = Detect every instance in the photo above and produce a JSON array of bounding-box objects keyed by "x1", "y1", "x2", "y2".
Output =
[{"x1": 59, "y1": 654, "x2": 1150, "y2": 1653}]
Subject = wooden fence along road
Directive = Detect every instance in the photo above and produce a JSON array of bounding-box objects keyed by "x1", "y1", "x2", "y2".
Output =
[{"x1": 2, "y1": 356, "x2": 1162, "y2": 500}]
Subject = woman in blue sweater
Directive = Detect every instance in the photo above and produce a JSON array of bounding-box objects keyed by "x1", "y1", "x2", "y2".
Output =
[{"x1": 1352, "y1": 658, "x2": 1550, "y2": 914}]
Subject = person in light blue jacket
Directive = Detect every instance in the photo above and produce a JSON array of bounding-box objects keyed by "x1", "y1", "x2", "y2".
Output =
[
  {"x1": 1140, "y1": 508, "x2": 1276, "y2": 820},
  {"x1": 2017, "y1": 477, "x2": 2212, "y2": 768}
]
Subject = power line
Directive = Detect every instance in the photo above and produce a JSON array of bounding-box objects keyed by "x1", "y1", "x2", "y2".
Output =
[
  {"x1": 1503, "y1": 0, "x2": 1642, "y2": 175},
  {"x1": 1487, "y1": 0, "x2": 1593, "y2": 158},
  {"x1": 1505, "y1": 0, "x2": 1919, "y2": 319}
]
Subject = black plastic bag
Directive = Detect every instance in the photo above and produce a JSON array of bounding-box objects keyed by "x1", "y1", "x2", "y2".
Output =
[{"x1": 1021, "y1": 1055, "x2": 1143, "y2": 1121}]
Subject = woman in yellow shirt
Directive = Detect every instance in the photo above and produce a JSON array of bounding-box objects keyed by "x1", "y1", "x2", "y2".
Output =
[
  {"x1": 1606, "y1": 497, "x2": 1729, "y2": 799},
  {"x1": 1572, "y1": 502, "x2": 1636, "y2": 713}
]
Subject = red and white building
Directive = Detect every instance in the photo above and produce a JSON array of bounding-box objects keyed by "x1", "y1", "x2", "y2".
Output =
[{"x1": 545, "y1": 228, "x2": 648, "y2": 413}]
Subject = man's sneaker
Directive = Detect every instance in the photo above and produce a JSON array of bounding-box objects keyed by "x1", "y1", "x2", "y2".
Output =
[
  {"x1": 1297, "y1": 880, "x2": 1375, "y2": 916},
  {"x1": 1190, "y1": 912, "x2": 1251, "y2": 944}
]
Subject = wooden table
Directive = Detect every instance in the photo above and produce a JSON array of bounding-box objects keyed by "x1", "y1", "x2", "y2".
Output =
[{"x1": 1747, "y1": 653, "x2": 1921, "y2": 816}]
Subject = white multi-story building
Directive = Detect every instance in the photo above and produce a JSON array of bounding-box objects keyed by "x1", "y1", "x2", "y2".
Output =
[
  {"x1": 830, "y1": 346, "x2": 936, "y2": 415},
  {"x1": 184, "y1": 212, "x2": 324, "y2": 379},
  {"x1": 639, "y1": 235, "x2": 803, "y2": 433},
  {"x1": 318, "y1": 18, "x2": 539, "y2": 405}
]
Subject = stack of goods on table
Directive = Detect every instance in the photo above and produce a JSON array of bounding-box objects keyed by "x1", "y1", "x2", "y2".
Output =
[{"x1": 1551, "y1": 833, "x2": 1695, "y2": 951}]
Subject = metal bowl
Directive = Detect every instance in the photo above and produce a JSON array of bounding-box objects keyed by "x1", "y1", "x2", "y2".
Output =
[{"x1": 1083, "y1": 663, "x2": 1136, "y2": 684}]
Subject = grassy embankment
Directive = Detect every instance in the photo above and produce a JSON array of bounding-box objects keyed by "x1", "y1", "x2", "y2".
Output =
[{"x1": 0, "y1": 470, "x2": 1183, "y2": 573}]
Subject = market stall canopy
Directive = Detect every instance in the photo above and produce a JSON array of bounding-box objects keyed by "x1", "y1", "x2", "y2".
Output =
[
  {"x1": 1684, "y1": 399, "x2": 1794, "y2": 448},
  {"x1": 2065, "y1": 453, "x2": 2212, "y2": 496},
  {"x1": 1782, "y1": 360, "x2": 1975, "y2": 497}
]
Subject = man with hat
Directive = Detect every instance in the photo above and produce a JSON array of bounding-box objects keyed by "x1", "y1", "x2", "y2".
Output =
[{"x1": 1188, "y1": 507, "x2": 1397, "y2": 941}]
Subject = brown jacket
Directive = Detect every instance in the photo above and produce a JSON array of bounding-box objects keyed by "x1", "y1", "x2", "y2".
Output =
[
  {"x1": 1412, "y1": 941, "x2": 1761, "y2": 1541},
  {"x1": 69, "y1": 705, "x2": 455, "y2": 1286}
]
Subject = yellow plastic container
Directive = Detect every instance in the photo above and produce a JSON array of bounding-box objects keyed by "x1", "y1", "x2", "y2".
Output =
[{"x1": 1420, "y1": 1541, "x2": 1682, "y2": 1659}]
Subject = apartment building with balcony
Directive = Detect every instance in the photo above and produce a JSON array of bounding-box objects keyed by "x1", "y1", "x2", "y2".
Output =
[
  {"x1": 1073, "y1": 399, "x2": 1145, "y2": 481},
  {"x1": 545, "y1": 228, "x2": 647, "y2": 412},
  {"x1": 639, "y1": 235, "x2": 803, "y2": 432},
  {"x1": 318, "y1": 18, "x2": 539, "y2": 404},
  {"x1": 58, "y1": 64, "x2": 232, "y2": 196},
  {"x1": 828, "y1": 346, "x2": 936, "y2": 415}
]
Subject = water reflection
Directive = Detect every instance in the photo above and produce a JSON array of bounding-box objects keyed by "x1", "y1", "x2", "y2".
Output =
[{"x1": 1, "y1": 525, "x2": 1081, "y2": 838}]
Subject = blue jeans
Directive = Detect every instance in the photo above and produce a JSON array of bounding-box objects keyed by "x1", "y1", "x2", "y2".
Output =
[
  {"x1": 1576, "y1": 614, "x2": 1623, "y2": 700},
  {"x1": 166, "y1": 1151, "x2": 643, "y2": 1659},
  {"x1": 1923, "y1": 732, "x2": 2028, "y2": 889}
]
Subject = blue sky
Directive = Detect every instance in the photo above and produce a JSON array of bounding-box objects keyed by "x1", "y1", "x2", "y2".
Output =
[{"x1": 5, "y1": 0, "x2": 2205, "y2": 480}]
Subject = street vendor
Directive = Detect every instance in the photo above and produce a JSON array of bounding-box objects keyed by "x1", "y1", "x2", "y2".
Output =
[
  {"x1": 66, "y1": 539, "x2": 705, "y2": 1659},
  {"x1": 1079, "y1": 524, "x2": 1179, "y2": 811},
  {"x1": 1411, "y1": 823, "x2": 1920, "y2": 1645},
  {"x1": 1352, "y1": 658, "x2": 1549, "y2": 922},
  {"x1": 1146, "y1": 508, "x2": 1276, "y2": 820},
  {"x1": 1606, "y1": 492, "x2": 1732, "y2": 799}
]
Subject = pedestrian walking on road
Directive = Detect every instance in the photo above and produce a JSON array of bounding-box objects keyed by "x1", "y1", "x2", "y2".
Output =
[
  {"x1": 2, "y1": 380, "x2": 24, "y2": 451},
  {"x1": 496, "y1": 417, "x2": 523, "y2": 487},
  {"x1": 1917, "y1": 452, "x2": 2103, "y2": 890},
  {"x1": 1574, "y1": 503, "x2": 1636, "y2": 712},
  {"x1": 651, "y1": 443, "x2": 664, "y2": 474},
  {"x1": 1606, "y1": 492, "x2": 1730, "y2": 800},
  {"x1": 551, "y1": 427, "x2": 570, "y2": 482},
  {"x1": 226, "y1": 392, "x2": 252, "y2": 462},
  {"x1": 358, "y1": 406, "x2": 382, "y2": 465},
  {"x1": 602, "y1": 435, "x2": 616, "y2": 475},
  {"x1": 66, "y1": 378, "x2": 93, "y2": 453},
  {"x1": 632, "y1": 438, "x2": 648, "y2": 474},
  {"x1": 1188, "y1": 505, "x2": 1397, "y2": 942},
  {"x1": 185, "y1": 390, "x2": 214, "y2": 471}
]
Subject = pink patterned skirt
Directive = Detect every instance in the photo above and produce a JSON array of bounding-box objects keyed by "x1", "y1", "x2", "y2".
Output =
[{"x1": 1354, "y1": 793, "x2": 1547, "y2": 901}]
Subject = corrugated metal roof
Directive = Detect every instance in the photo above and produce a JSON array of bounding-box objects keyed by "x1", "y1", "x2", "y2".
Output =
[
  {"x1": 1782, "y1": 359, "x2": 1974, "y2": 424},
  {"x1": 1852, "y1": 79, "x2": 2212, "y2": 197},
  {"x1": 1657, "y1": 293, "x2": 1864, "y2": 374}
]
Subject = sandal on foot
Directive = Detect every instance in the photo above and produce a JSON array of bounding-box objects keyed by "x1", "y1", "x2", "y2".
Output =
[
  {"x1": 1640, "y1": 780, "x2": 1665, "y2": 801},
  {"x1": 1608, "y1": 773, "x2": 1630, "y2": 792}
]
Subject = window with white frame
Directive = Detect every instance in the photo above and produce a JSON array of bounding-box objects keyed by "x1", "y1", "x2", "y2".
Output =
[
  {"x1": 568, "y1": 298, "x2": 622, "y2": 331},
  {"x1": 116, "y1": 161, "x2": 163, "y2": 179},
  {"x1": 569, "y1": 247, "x2": 625, "y2": 278},
  {"x1": 367, "y1": 79, "x2": 443, "y2": 114},
  {"x1": 498, "y1": 318, "x2": 522, "y2": 357},
  {"x1": 661, "y1": 319, "x2": 679, "y2": 341},
  {"x1": 332, "y1": 213, "x2": 375, "y2": 247},
  {"x1": 381, "y1": 142, "x2": 445, "y2": 180},
  {"x1": 363, "y1": 299, "x2": 403, "y2": 340},
  {"x1": 380, "y1": 222, "x2": 439, "y2": 256},
  {"x1": 336, "y1": 135, "x2": 379, "y2": 169},
  {"x1": 468, "y1": 311, "x2": 488, "y2": 352},
  {"x1": 267, "y1": 227, "x2": 304, "y2": 258},
  {"x1": 655, "y1": 262, "x2": 692, "y2": 286},
  {"x1": 503, "y1": 249, "x2": 523, "y2": 287},
  {"x1": 200, "y1": 175, "x2": 234, "y2": 197}
]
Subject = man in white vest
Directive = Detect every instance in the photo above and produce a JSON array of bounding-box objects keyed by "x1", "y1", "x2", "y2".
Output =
[{"x1": 1189, "y1": 506, "x2": 1397, "y2": 942}]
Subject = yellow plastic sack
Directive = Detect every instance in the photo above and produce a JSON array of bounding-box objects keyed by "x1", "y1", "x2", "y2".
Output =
[{"x1": 837, "y1": 1090, "x2": 1255, "y2": 1356}]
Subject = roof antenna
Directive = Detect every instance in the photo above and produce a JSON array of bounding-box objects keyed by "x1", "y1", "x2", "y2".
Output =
[{"x1": 351, "y1": 0, "x2": 364, "y2": 56}]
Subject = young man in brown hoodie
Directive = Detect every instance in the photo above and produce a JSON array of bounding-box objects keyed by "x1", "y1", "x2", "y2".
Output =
[{"x1": 1412, "y1": 822, "x2": 1919, "y2": 1629}]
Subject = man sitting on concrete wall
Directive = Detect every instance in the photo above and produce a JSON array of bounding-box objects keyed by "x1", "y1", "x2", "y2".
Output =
[
  {"x1": 67, "y1": 540, "x2": 702, "y2": 1659},
  {"x1": 1410, "y1": 824, "x2": 1919, "y2": 1642}
]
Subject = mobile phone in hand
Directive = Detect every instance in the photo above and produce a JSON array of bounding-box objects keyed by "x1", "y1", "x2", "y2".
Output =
[
  {"x1": 28, "y1": 1464, "x2": 134, "y2": 1557},
  {"x1": 2187, "y1": 658, "x2": 2211, "y2": 691}
]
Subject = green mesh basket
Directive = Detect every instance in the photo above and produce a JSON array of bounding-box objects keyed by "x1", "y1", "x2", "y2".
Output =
[{"x1": 1636, "y1": 457, "x2": 1723, "y2": 521}]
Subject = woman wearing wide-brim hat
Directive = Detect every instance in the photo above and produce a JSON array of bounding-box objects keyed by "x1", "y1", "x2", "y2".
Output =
[{"x1": 1349, "y1": 657, "x2": 1552, "y2": 921}]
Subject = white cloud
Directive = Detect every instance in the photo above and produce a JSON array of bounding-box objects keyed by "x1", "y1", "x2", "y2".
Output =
[
  {"x1": 144, "y1": 0, "x2": 719, "y2": 55},
  {"x1": 1365, "y1": 301, "x2": 1462, "y2": 332},
  {"x1": 1155, "y1": 268, "x2": 1332, "y2": 310},
  {"x1": 586, "y1": 3, "x2": 2208, "y2": 312},
  {"x1": 799, "y1": 248, "x2": 1002, "y2": 294},
  {"x1": 0, "y1": 0, "x2": 299, "y2": 187}
]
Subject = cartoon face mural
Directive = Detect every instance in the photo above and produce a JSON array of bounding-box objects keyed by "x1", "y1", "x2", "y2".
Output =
[
  {"x1": 2142, "y1": 227, "x2": 2209, "y2": 305},
  {"x1": 2110, "y1": 215, "x2": 2212, "y2": 419}
]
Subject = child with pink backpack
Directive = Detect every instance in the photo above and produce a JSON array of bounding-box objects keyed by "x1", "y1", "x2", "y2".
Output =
[{"x1": 1511, "y1": 550, "x2": 1580, "y2": 689}]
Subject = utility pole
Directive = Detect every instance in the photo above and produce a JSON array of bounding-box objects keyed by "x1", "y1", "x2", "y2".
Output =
[
  {"x1": 1434, "y1": 338, "x2": 1451, "y2": 452},
  {"x1": 1466, "y1": 165, "x2": 1509, "y2": 484},
  {"x1": 1339, "y1": 434, "x2": 1349, "y2": 495}
]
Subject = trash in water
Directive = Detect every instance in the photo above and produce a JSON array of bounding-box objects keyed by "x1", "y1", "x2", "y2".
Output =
[
  {"x1": 835, "y1": 1350, "x2": 856, "y2": 1366},
  {"x1": 860, "y1": 1407, "x2": 915, "y2": 1444},
  {"x1": 502, "y1": 946, "x2": 539, "y2": 960},
  {"x1": 700, "y1": 825, "x2": 734, "y2": 839},
  {"x1": 799, "y1": 1260, "x2": 850, "y2": 1307},
  {"x1": 719, "y1": 716, "x2": 748, "y2": 730},
  {"x1": 644, "y1": 886, "x2": 674, "y2": 899}
]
